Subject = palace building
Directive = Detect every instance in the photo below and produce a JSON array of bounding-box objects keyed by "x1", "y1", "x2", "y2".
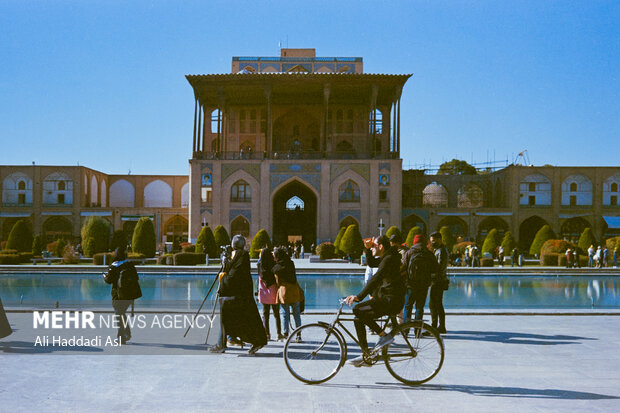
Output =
[
  {"x1": 186, "y1": 49, "x2": 409, "y2": 247},
  {"x1": 1, "y1": 49, "x2": 619, "y2": 252}
]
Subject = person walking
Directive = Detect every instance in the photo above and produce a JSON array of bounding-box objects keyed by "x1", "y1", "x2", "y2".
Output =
[
  {"x1": 594, "y1": 246, "x2": 602, "y2": 268},
  {"x1": 565, "y1": 249, "x2": 573, "y2": 268},
  {"x1": 497, "y1": 245, "x2": 505, "y2": 267},
  {"x1": 273, "y1": 246, "x2": 302, "y2": 341},
  {"x1": 588, "y1": 245, "x2": 595, "y2": 267},
  {"x1": 0, "y1": 295, "x2": 12, "y2": 340},
  {"x1": 603, "y1": 246, "x2": 609, "y2": 268},
  {"x1": 402, "y1": 234, "x2": 438, "y2": 324},
  {"x1": 103, "y1": 247, "x2": 142, "y2": 344},
  {"x1": 573, "y1": 248, "x2": 580, "y2": 268},
  {"x1": 429, "y1": 231, "x2": 449, "y2": 334},
  {"x1": 211, "y1": 235, "x2": 267, "y2": 354},
  {"x1": 257, "y1": 247, "x2": 282, "y2": 341},
  {"x1": 511, "y1": 248, "x2": 519, "y2": 267},
  {"x1": 614, "y1": 248, "x2": 618, "y2": 268}
]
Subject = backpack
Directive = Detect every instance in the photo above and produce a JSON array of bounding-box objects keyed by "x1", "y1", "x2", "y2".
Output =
[
  {"x1": 406, "y1": 248, "x2": 435, "y2": 288},
  {"x1": 116, "y1": 261, "x2": 142, "y2": 300}
]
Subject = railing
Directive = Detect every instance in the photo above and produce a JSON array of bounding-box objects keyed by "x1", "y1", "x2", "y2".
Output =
[
  {"x1": 2, "y1": 202, "x2": 33, "y2": 207},
  {"x1": 193, "y1": 151, "x2": 398, "y2": 161}
]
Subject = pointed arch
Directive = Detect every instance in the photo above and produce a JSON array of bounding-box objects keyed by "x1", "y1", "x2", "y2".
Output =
[
  {"x1": 457, "y1": 183, "x2": 484, "y2": 208},
  {"x1": 109, "y1": 179, "x2": 135, "y2": 207},
  {"x1": 340, "y1": 216, "x2": 359, "y2": 228},
  {"x1": 144, "y1": 179, "x2": 173, "y2": 207},
  {"x1": 164, "y1": 215, "x2": 189, "y2": 244},
  {"x1": 562, "y1": 174, "x2": 592, "y2": 206},
  {"x1": 231, "y1": 215, "x2": 250, "y2": 238}
]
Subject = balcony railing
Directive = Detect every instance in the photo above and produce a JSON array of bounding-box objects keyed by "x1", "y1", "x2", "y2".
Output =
[
  {"x1": 193, "y1": 151, "x2": 398, "y2": 161},
  {"x1": 2, "y1": 202, "x2": 33, "y2": 207}
]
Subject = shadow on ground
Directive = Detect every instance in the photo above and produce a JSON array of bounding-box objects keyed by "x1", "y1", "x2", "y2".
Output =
[
  {"x1": 443, "y1": 330, "x2": 595, "y2": 345},
  {"x1": 322, "y1": 382, "x2": 619, "y2": 400},
  {"x1": 1, "y1": 341, "x2": 104, "y2": 354}
]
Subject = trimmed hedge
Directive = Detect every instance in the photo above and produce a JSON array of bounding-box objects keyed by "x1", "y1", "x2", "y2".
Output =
[
  {"x1": 541, "y1": 253, "x2": 560, "y2": 266},
  {"x1": 578, "y1": 228, "x2": 597, "y2": 252},
  {"x1": 128, "y1": 252, "x2": 145, "y2": 260},
  {"x1": 606, "y1": 236, "x2": 620, "y2": 251},
  {"x1": 6, "y1": 219, "x2": 33, "y2": 252},
  {"x1": 110, "y1": 230, "x2": 128, "y2": 252},
  {"x1": 529, "y1": 225, "x2": 556, "y2": 256},
  {"x1": 333, "y1": 227, "x2": 347, "y2": 256},
  {"x1": 213, "y1": 225, "x2": 231, "y2": 249},
  {"x1": 157, "y1": 254, "x2": 174, "y2": 265},
  {"x1": 480, "y1": 258, "x2": 494, "y2": 267},
  {"x1": 501, "y1": 231, "x2": 516, "y2": 255},
  {"x1": 439, "y1": 226, "x2": 455, "y2": 253},
  {"x1": 196, "y1": 226, "x2": 218, "y2": 257},
  {"x1": 316, "y1": 242, "x2": 335, "y2": 260},
  {"x1": 81, "y1": 216, "x2": 111, "y2": 257},
  {"x1": 62, "y1": 245, "x2": 79, "y2": 264},
  {"x1": 0, "y1": 252, "x2": 20, "y2": 265},
  {"x1": 132, "y1": 217, "x2": 156, "y2": 258},
  {"x1": 558, "y1": 255, "x2": 588, "y2": 267},
  {"x1": 32, "y1": 234, "x2": 44, "y2": 256},
  {"x1": 453, "y1": 241, "x2": 474, "y2": 256},
  {"x1": 54, "y1": 238, "x2": 68, "y2": 259},
  {"x1": 340, "y1": 224, "x2": 364, "y2": 259},
  {"x1": 250, "y1": 229, "x2": 272, "y2": 259},
  {"x1": 385, "y1": 226, "x2": 402, "y2": 242},
  {"x1": 93, "y1": 253, "x2": 114, "y2": 265},
  {"x1": 173, "y1": 252, "x2": 205, "y2": 265},
  {"x1": 540, "y1": 239, "x2": 576, "y2": 256},
  {"x1": 405, "y1": 226, "x2": 422, "y2": 248},
  {"x1": 182, "y1": 245, "x2": 196, "y2": 253},
  {"x1": 481, "y1": 228, "x2": 501, "y2": 256}
]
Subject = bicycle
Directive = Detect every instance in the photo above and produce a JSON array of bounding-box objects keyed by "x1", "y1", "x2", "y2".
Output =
[{"x1": 283, "y1": 298, "x2": 445, "y2": 385}]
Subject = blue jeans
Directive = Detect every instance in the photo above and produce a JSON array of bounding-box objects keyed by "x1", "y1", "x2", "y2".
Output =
[
  {"x1": 280, "y1": 302, "x2": 302, "y2": 335},
  {"x1": 403, "y1": 285, "x2": 429, "y2": 324}
]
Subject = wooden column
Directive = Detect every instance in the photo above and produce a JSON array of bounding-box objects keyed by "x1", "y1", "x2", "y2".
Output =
[
  {"x1": 218, "y1": 89, "x2": 225, "y2": 154},
  {"x1": 265, "y1": 86, "x2": 272, "y2": 155},
  {"x1": 371, "y1": 84, "x2": 378, "y2": 157},
  {"x1": 323, "y1": 84, "x2": 330, "y2": 156},
  {"x1": 192, "y1": 97, "x2": 198, "y2": 156},
  {"x1": 202, "y1": 104, "x2": 208, "y2": 153},
  {"x1": 197, "y1": 103, "x2": 203, "y2": 155}
]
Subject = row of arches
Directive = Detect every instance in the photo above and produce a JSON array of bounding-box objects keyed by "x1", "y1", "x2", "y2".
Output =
[
  {"x1": 109, "y1": 180, "x2": 189, "y2": 208},
  {"x1": 229, "y1": 179, "x2": 362, "y2": 204}
]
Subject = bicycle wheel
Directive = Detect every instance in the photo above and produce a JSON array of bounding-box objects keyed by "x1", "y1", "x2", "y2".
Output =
[
  {"x1": 284, "y1": 323, "x2": 345, "y2": 384},
  {"x1": 382, "y1": 321, "x2": 444, "y2": 385}
]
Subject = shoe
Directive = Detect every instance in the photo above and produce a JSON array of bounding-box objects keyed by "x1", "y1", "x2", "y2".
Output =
[
  {"x1": 227, "y1": 337, "x2": 244, "y2": 348},
  {"x1": 372, "y1": 334, "x2": 394, "y2": 351},
  {"x1": 438, "y1": 326, "x2": 447, "y2": 334},
  {"x1": 295, "y1": 334, "x2": 302, "y2": 343},
  {"x1": 347, "y1": 355, "x2": 369, "y2": 368},
  {"x1": 248, "y1": 344, "x2": 264, "y2": 355},
  {"x1": 277, "y1": 333, "x2": 286, "y2": 341},
  {"x1": 209, "y1": 345, "x2": 226, "y2": 353}
]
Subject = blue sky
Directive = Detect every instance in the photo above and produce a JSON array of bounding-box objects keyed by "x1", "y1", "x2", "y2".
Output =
[{"x1": 1, "y1": 0, "x2": 618, "y2": 175}]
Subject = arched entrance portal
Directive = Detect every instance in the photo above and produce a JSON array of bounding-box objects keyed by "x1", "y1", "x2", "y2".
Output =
[{"x1": 273, "y1": 180, "x2": 317, "y2": 249}]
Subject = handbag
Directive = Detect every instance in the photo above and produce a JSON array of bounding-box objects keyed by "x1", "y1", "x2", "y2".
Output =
[
  {"x1": 258, "y1": 279, "x2": 277, "y2": 304},
  {"x1": 298, "y1": 284, "x2": 305, "y2": 313}
]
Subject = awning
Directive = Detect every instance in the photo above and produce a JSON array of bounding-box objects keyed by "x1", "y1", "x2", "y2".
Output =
[
  {"x1": 41, "y1": 211, "x2": 72, "y2": 216},
  {"x1": 603, "y1": 216, "x2": 620, "y2": 229},
  {"x1": 437, "y1": 212, "x2": 469, "y2": 217},
  {"x1": 0, "y1": 212, "x2": 32, "y2": 218},
  {"x1": 121, "y1": 215, "x2": 154, "y2": 221},
  {"x1": 475, "y1": 212, "x2": 512, "y2": 216},
  {"x1": 81, "y1": 211, "x2": 113, "y2": 217}
]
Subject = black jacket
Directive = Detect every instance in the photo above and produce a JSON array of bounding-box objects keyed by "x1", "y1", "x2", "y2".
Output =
[
  {"x1": 258, "y1": 255, "x2": 276, "y2": 287},
  {"x1": 402, "y1": 243, "x2": 439, "y2": 288},
  {"x1": 272, "y1": 257, "x2": 297, "y2": 285},
  {"x1": 219, "y1": 250, "x2": 253, "y2": 298},
  {"x1": 104, "y1": 260, "x2": 137, "y2": 300},
  {"x1": 357, "y1": 246, "x2": 405, "y2": 301}
]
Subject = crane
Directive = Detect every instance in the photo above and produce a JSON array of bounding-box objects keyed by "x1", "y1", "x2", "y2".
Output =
[{"x1": 514, "y1": 150, "x2": 531, "y2": 166}]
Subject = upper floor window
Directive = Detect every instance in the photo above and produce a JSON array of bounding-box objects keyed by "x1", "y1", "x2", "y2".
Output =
[
  {"x1": 369, "y1": 109, "x2": 383, "y2": 134},
  {"x1": 231, "y1": 180, "x2": 251, "y2": 202},
  {"x1": 339, "y1": 180, "x2": 360, "y2": 202}
]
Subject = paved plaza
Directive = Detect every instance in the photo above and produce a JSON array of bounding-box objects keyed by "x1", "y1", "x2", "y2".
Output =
[{"x1": 1, "y1": 311, "x2": 619, "y2": 412}]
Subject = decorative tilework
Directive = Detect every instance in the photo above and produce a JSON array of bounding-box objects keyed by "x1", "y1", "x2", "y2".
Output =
[
  {"x1": 260, "y1": 63, "x2": 281, "y2": 72},
  {"x1": 270, "y1": 163, "x2": 321, "y2": 173},
  {"x1": 330, "y1": 164, "x2": 370, "y2": 183},
  {"x1": 229, "y1": 209, "x2": 251, "y2": 222},
  {"x1": 379, "y1": 163, "x2": 391, "y2": 172},
  {"x1": 270, "y1": 174, "x2": 320, "y2": 193},
  {"x1": 402, "y1": 208, "x2": 429, "y2": 222},
  {"x1": 379, "y1": 209, "x2": 390, "y2": 216},
  {"x1": 314, "y1": 63, "x2": 335, "y2": 72},
  {"x1": 240, "y1": 63, "x2": 258, "y2": 71},
  {"x1": 282, "y1": 63, "x2": 312, "y2": 72},
  {"x1": 200, "y1": 208, "x2": 213, "y2": 216},
  {"x1": 221, "y1": 164, "x2": 261, "y2": 183},
  {"x1": 338, "y1": 209, "x2": 361, "y2": 223},
  {"x1": 201, "y1": 163, "x2": 213, "y2": 173},
  {"x1": 336, "y1": 64, "x2": 355, "y2": 73}
]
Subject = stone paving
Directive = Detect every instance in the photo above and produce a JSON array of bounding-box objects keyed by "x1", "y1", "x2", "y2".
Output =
[{"x1": 1, "y1": 312, "x2": 619, "y2": 412}]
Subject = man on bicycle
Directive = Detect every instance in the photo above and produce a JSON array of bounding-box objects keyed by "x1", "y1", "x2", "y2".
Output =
[{"x1": 345, "y1": 235, "x2": 405, "y2": 367}]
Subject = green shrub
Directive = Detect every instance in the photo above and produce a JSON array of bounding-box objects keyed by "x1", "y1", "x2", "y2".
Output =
[
  {"x1": 32, "y1": 235, "x2": 44, "y2": 256},
  {"x1": 157, "y1": 253, "x2": 174, "y2": 265},
  {"x1": 128, "y1": 252, "x2": 145, "y2": 260},
  {"x1": 19, "y1": 252, "x2": 33, "y2": 262},
  {"x1": 110, "y1": 230, "x2": 128, "y2": 252},
  {"x1": 172, "y1": 237, "x2": 181, "y2": 253},
  {"x1": 316, "y1": 242, "x2": 335, "y2": 260},
  {"x1": 132, "y1": 217, "x2": 156, "y2": 258},
  {"x1": 529, "y1": 225, "x2": 556, "y2": 256},
  {"x1": 54, "y1": 238, "x2": 67, "y2": 258},
  {"x1": 6, "y1": 219, "x2": 33, "y2": 252},
  {"x1": 0, "y1": 252, "x2": 20, "y2": 265},
  {"x1": 405, "y1": 226, "x2": 422, "y2": 247},
  {"x1": 182, "y1": 244, "x2": 196, "y2": 253},
  {"x1": 385, "y1": 226, "x2": 402, "y2": 242},
  {"x1": 541, "y1": 253, "x2": 560, "y2": 266},
  {"x1": 81, "y1": 216, "x2": 111, "y2": 257},
  {"x1": 196, "y1": 226, "x2": 218, "y2": 257},
  {"x1": 605, "y1": 236, "x2": 620, "y2": 252},
  {"x1": 578, "y1": 228, "x2": 597, "y2": 252},
  {"x1": 439, "y1": 226, "x2": 455, "y2": 253},
  {"x1": 480, "y1": 258, "x2": 494, "y2": 267},
  {"x1": 62, "y1": 245, "x2": 79, "y2": 264},
  {"x1": 540, "y1": 239, "x2": 575, "y2": 256},
  {"x1": 213, "y1": 225, "x2": 231, "y2": 249},
  {"x1": 173, "y1": 252, "x2": 205, "y2": 265},
  {"x1": 333, "y1": 227, "x2": 347, "y2": 256},
  {"x1": 46, "y1": 241, "x2": 57, "y2": 253},
  {"x1": 501, "y1": 231, "x2": 516, "y2": 255},
  {"x1": 481, "y1": 229, "x2": 501, "y2": 256},
  {"x1": 453, "y1": 241, "x2": 474, "y2": 256},
  {"x1": 250, "y1": 229, "x2": 272, "y2": 259},
  {"x1": 93, "y1": 252, "x2": 114, "y2": 265},
  {"x1": 340, "y1": 225, "x2": 364, "y2": 259}
]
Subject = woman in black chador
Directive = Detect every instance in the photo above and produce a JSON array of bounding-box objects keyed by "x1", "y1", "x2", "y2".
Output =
[
  {"x1": 0, "y1": 295, "x2": 12, "y2": 340},
  {"x1": 211, "y1": 235, "x2": 267, "y2": 355}
]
